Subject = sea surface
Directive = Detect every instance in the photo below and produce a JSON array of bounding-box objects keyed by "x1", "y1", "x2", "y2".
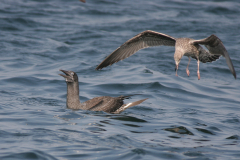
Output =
[{"x1": 0, "y1": 0, "x2": 239, "y2": 159}]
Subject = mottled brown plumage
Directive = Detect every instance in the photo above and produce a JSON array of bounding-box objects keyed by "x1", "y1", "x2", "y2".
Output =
[
  {"x1": 59, "y1": 70, "x2": 147, "y2": 114},
  {"x1": 96, "y1": 30, "x2": 236, "y2": 80}
]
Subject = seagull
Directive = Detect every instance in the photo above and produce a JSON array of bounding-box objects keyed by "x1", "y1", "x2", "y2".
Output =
[
  {"x1": 59, "y1": 69, "x2": 147, "y2": 114},
  {"x1": 96, "y1": 30, "x2": 236, "y2": 80}
]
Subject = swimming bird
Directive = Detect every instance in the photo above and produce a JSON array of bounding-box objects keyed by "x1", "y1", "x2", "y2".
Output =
[
  {"x1": 59, "y1": 69, "x2": 147, "y2": 114},
  {"x1": 96, "y1": 30, "x2": 236, "y2": 80}
]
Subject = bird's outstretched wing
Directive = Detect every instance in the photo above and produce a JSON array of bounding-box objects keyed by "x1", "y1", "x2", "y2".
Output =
[
  {"x1": 190, "y1": 45, "x2": 221, "y2": 63},
  {"x1": 191, "y1": 35, "x2": 236, "y2": 79},
  {"x1": 96, "y1": 30, "x2": 176, "y2": 70}
]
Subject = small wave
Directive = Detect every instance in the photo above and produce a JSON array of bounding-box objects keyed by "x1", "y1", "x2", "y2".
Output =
[{"x1": 0, "y1": 150, "x2": 57, "y2": 160}]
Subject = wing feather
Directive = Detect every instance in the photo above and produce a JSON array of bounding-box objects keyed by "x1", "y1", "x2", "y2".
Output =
[
  {"x1": 96, "y1": 30, "x2": 176, "y2": 70},
  {"x1": 191, "y1": 35, "x2": 236, "y2": 78}
]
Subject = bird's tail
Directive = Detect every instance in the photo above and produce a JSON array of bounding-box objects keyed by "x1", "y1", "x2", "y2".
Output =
[{"x1": 113, "y1": 98, "x2": 148, "y2": 114}]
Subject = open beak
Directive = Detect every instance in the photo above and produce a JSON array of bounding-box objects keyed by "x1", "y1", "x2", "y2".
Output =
[{"x1": 59, "y1": 69, "x2": 74, "y2": 82}]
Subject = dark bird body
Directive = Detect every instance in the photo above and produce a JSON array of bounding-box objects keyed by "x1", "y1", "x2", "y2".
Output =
[
  {"x1": 96, "y1": 30, "x2": 236, "y2": 80},
  {"x1": 59, "y1": 70, "x2": 147, "y2": 114}
]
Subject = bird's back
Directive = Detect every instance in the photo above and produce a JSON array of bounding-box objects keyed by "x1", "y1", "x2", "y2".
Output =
[
  {"x1": 175, "y1": 38, "x2": 198, "y2": 56},
  {"x1": 175, "y1": 38, "x2": 220, "y2": 62},
  {"x1": 81, "y1": 96, "x2": 124, "y2": 113}
]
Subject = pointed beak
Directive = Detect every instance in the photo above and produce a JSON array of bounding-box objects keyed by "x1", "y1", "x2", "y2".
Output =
[
  {"x1": 59, "y1": 69, "x2": 73, "y2": 82},
  {"x1": 59, "y1": 69, "x2": 69, "y2": 78}
]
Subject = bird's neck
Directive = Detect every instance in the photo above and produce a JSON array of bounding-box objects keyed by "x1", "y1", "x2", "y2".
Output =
[
  {"x1": 174, "y1": 50, "x2": 184, "y2": 65},
  {"x1": 66, "y1": 82, "x2": 81, "y2": 109}
]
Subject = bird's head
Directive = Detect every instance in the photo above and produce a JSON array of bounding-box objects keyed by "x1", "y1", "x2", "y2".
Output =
[
  {"x1": 59, "y1": 69, "x2": 78, "y2": 83},
  {"x1": 174, "y1": 54, "x2": 182, "y2": 71}
]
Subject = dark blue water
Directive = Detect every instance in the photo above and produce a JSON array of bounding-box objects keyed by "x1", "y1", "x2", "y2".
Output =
[{"x1": 0, "y1": 0, "x2": 239, "y2": 159}]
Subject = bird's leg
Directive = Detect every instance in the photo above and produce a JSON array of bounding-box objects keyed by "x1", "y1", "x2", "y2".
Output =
[
  {"x1": 186, "y1": 57, "x2": 191, "y2": 76},
  {"x1": 175, "y1": 64, "x2": 179, "y2": 77},
  {"x1": 197, "y1": 59, "x2": 200, "y2": 80}
]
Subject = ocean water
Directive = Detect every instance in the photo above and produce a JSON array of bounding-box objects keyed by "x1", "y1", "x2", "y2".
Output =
[{"x1": 0, "y1": 0, "x2": 239, "y2": 159}]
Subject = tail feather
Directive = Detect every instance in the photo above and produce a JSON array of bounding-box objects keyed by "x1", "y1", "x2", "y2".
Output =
[{"x1": 113, "y1": 98, "x2": 148, "y2": 114}]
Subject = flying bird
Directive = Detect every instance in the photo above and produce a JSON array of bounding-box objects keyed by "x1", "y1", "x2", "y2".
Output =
[{"x1": 96, "y1": 30, "x2": 236, "y2": 80}]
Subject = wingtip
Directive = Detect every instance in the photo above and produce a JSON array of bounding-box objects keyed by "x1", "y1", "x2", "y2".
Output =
[
  {"x1": 96, "y1": 66, "x2": 104, "y2": 70},
  {"x1": 95, "y1": 63, "x2": 104, "y2": 70},
  {"x1": 233, "y1": 73, "x2": 236, "y2": 79},
  {"x1": 229, "y1": 64, "x2": 237, "y2": 79},
  {"x1": 230, "y1": 68, "x2": 236, "y2": 79},
  {"x1": 96, "y1": 62, "x2": 116, "y2": 70}
]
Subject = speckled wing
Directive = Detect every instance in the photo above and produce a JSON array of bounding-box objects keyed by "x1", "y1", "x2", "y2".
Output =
[
  {"x1": 191, "y1": 35, "x2": 236, "y2": 79},
  {"x1": 86, "y1": 96, "x2": 123, "y2": 113},
  {"x1": 96, "y1": 30, "x2": 176, "y2": 70},
  {"x1": 81, "y1": 97, "x2": 105, "y2": 110},
  {"x1": 190, "y1": 45, "x2": 221, "y2": 63}
]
